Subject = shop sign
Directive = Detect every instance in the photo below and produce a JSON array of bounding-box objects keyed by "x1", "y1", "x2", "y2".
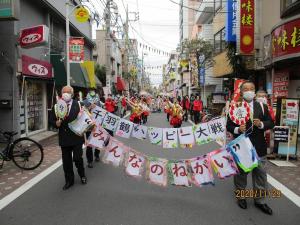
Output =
[
  {"x1": 226, "y1": 0, "x2": 237, "y2": 42},
  {"x1": 272, "y1": 70, "x2": 289, "y2": 104},
  {"x1": 0, "y1": 0, "x2": 19, "y2": 20},
  {"x1": 22, "y1": 55, "x2": 53, "y2": 79},
  {"x1": 74, "y1": 6, "x2": 90, "y2": 23},
  {"x1": 285, "y1": 99, "x2": 299, "y2": 125},
  {"x1": 240, "y1": 0, "x2": 255, "y2": 55},
  {"x1": 19, "y1": 25, "x2": 49, "y2": 48},
  {"x1": 274, "y1": 126, "x2": 289, "y2": 142},
  {"x1": 69, "y1": 37, "x2": 84, "y2": 63},
  {"x1": 272, "y1": 17, "x2": 300, "y2": 60}
]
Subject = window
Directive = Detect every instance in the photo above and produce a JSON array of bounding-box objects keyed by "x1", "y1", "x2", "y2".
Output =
[
  {"x1": 214, "y1": 28, "x2": 226, "y2": 54},
  {"x1": 214, "y1": 0, "x2": 222, "y2": 13},
  {"x1": 281, "y1": 0, "x2": 300, "y2": 17}
]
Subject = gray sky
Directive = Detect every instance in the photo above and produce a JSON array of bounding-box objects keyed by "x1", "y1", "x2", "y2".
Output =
[{"x1": 92, "y1": 0, "x2": 180, "y2": 86}]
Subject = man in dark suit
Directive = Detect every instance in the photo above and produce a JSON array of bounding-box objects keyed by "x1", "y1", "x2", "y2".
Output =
[
  {"x1": 227, "y1": 81, "x2": 274, "y2": 215},
  {"x1": 50, "y1": 86, "x2": 87, "y2": 190}
]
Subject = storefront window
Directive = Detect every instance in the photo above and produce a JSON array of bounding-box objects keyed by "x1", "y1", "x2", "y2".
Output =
[
  {"x1": 214, "y1": 27, "x2": 226, "y2": 54},
  {"x1": 26, "y1": 81, "x2": 45, "y2": 133}
]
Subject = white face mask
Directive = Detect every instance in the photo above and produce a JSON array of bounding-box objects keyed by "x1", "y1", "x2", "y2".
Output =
[
  {"x1": 256, "y1": 97, "x2": 267, "y2": 104},
  {"x1": 243, "y1": 91, "x2": 255, "y2": 102},
  {"x1": 62, "y1": 93, "x2": 72, "y2": 102}
]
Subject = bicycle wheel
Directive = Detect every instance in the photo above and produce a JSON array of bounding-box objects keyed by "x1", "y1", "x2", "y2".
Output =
[{"x1": 11, "y1": 137, "x2": 44, "y2": 170}]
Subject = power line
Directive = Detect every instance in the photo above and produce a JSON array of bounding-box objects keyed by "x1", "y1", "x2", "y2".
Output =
[{"x1": 169, "y1": 0, "x2": 232, "y2": 13}]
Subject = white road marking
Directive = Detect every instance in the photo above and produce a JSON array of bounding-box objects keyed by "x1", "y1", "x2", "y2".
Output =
[
  {"x1": 0, "y1": 160, "x2": 62, "y2": 211},
  {"x1": 267, "y1": 174, "x2": 300, "y2": 208}
]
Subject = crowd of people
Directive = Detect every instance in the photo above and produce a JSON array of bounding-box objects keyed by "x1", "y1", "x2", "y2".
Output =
[{"x1": 50, "y1": 83, "x2": 274, "y2": 216}]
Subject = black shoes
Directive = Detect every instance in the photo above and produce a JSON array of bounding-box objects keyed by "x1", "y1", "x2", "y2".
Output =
[
  {"x1": 95, "y1": 157, "x2": 100, "y2": 162},
  {"x1": 62, "y1": 181, "x2": 74, "y2": 190},
  {"x1": 255, "y1": 203, "x2": 273, "y2": 215},
  {"x1": 81, "y1": 176, "x2": 87, "y2": 184},
  {"x1": 237, "y1": 199, "x2": 247, "y2": 209},
  {"x1": 87, "y1": 162, "x2": 93, "y2": 168}
]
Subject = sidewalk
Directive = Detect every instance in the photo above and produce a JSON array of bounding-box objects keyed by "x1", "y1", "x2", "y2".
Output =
[{"x1": 0, "y1": 134, "x2": 61, "y2": 200}]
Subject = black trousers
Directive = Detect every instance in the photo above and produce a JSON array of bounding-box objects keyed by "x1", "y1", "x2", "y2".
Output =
[
  {"x1": 61, "y1": 145, "x2": 85, "y2": 183},
  {"x1": 86, "y1": 146, "x2": 100, "y2": 163},
  {"x1": 167, "y1": 113, "x2": 170, "y2": 121},
  {"x1": 194, "y1": 111, "x2": 201, "y2": 124},
  {"x1": 183, "y1": 109, "x2": 188, "y2": 121}
]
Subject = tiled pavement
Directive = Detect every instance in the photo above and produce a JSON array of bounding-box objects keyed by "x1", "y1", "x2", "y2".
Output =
[
  {"x1": 0, "y1": 136, "x2": 61, "y2": 200},
  {"x1": 0, "y1": 133, "x2": 300, "y2": 202}
]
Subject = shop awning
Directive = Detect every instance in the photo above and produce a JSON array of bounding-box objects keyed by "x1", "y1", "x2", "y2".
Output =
[
  {"x1": 51, "y1": 54, "x2": 88, "y2": 88},
  {"x1": 116, "y1": 76, "x2": 126, "y2": 91}
]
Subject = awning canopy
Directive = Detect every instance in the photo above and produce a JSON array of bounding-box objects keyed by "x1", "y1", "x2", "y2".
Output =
[
  {"x1": 70, "y1": 63, "x2": 88, "y2": 88},
  {"x1": 116, "y1": 76, "x2": 126, "y2": 91}
]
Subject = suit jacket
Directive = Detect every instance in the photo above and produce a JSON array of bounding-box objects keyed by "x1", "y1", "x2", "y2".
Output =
[
  {"x1": 49, "y1": 100, "x2": 84, "y2": 147},
  {"x1": 226, "y1": 101, "x2": 274, "y2": 157}
]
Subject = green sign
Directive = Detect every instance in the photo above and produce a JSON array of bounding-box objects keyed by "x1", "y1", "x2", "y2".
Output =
[{"x1": 0, "y1": 0, "x2": 19, "y2": 20}]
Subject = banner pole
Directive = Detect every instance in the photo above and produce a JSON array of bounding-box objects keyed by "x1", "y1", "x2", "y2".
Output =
[{"x1": 286, "y1": 127, "x2": 290, "y2": 162}]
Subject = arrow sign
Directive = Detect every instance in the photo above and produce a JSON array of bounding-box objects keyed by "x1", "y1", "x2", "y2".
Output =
[{"x1": 287, "y1": 102, "x2": 297, "y2": 107}]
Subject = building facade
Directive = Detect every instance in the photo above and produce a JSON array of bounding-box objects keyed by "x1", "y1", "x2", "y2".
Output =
[{"x1": 0, "y1": 0, "x2": 94, "y2": 137}]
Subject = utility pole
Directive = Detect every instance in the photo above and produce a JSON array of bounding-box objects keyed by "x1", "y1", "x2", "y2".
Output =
[
  {"x1": 105, "y1": 0, "x2": 112, "y2": 93},
  {"x1": 66, "y1": 0, "x2": 70, "y2": 86},
  {"x1": 124, "y1": 5, "x2": 129, "y2": 77}
]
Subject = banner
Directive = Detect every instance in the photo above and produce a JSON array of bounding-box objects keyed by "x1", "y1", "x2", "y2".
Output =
[
  {"x1": 226, "y1": 0, "x2": 237, "y2": 42},
  {"x1": 188, "y1": 155, "x2": 214, "y2": 187},
  {"x1": 69, "y1": 37, "x2": 84, "y2": 63},
  {"x1": 102, "y1": 139, "x2": 126, "y2": 167},
  {"x1": 102, "y1": 112, "x2": 120, "y2": 132},
  {"x1": 168, "y1": 160, "x2": 191, "y2": 187},
  {"x1": 91, "y1": 106, "x2": 107, "y2": 126},
  {"x1": 240, "y1": 0, "x2": 255, "y2": 55},
  {"x1": 163, "y1": 128, "x2": 178, "y2": 148},
  {"x1": 227, "y1": 134, "x2": 258, "y2": 172},
  {"x1": 87, "y1": 125, "x2": 110, "y2": 150},
  {"x1": 178, "y1": 126, "x2": 195, "y2": 145},
  {"x1": 146, "y1": 158, "x2": 168, "y2": 187},
  {"x1": 132, "y1": 124, "x2": 148, "y2": 140},
  {"x1": 115, "y1": 118, "x2": 134, "y2": 138},
  {"x1": 209, "y1": 149, "x2": 238, "y2": 179},
  {"x1": 68, "y1": 110, "x2": 94, "y2": 136},
  {"x1": 148, "y1": 127, "x2": 163, "y2": 145},
  {"x1": 125, "y1": 150, "x2": 145, "y2": 178}
]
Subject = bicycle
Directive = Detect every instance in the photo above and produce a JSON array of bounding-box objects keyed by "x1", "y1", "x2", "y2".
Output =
[{"x1": 0, "y1": 131, "x2": 44, "y2": 170}]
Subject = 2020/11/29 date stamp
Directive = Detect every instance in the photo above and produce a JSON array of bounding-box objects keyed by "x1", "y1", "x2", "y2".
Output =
[{"x1": 235, "y1": 189, "x2": 282, "y2": 199}]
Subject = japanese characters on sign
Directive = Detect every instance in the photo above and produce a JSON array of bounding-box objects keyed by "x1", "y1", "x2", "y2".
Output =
[
  {"x1": 163, "y1": 128, "x2": 178, "y2": 148},
  {"x1": 125, "y1": 150, "x2": 145, "y2": 177},
  {"x1": 226, "y1": 0, "x2": 237, "y2": 42},
  {"x1": 273, "y1": 126, "x2": 289, "y2": 143},
  {"x1": 146, "y1": 158, "x2": 168, "y2": 187},
  {"x1": 115, "y1": 119, "x2": 134, "y2": 139},
  {"x1": 178, "y1": 126, "x2": 195, "y2": 145},
  {"x1": 271, "y1": 18, "x2": 300, "y2": 60},
  {"x1": 148, "y1": 127, "x2": 163, "y2": 145},
  {"x1": 22, "y1": 55, "x2": 53, "y2": 79},
  {"x1": 272, "y1": 70, "x2": 289, "y2": 105},
  {"x1": 102, "y1": 139, "x2": 126, "y2": 167},
  {"x1": 102, "y1": 112, "x2": 120, "y2": 132},
  {"x1": 210, "y1": 149, "x2": 238, "y2": 179},
  {"x1": 69, "y1": 37, "x2": 84, "y2": 63},
  {"x1": 19, "y1": 25, "x2": 49, "y2": 48},
  {"x1": 132, "y1": 124, "x2": 148, "y2": 140},
  {"x1": 91, "y1": 106, "x2": 107, "y2": 126},
  {"x1": 188, "y1": 155, "x2": 214, "y2": 187},
  {"x1": 74, "y1": 6, "x2": 90, "y2": 23},
  {"x1": 168, "y1": 161, "x2": 191, "y2": 187},
  {"x1": 87, "y1": 125, "x2": 110, "y2": 149},
  {"x1": 55, "y1": 99, "x2": 68, "y2": 119},
  {"x1": 240, "y1": 0, "x2": 255, "y2": 55}
]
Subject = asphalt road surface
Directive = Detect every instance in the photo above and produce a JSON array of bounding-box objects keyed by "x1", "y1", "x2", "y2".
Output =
[{"x1": 0, "y1": 113, "x2": 299, "y2": 225}]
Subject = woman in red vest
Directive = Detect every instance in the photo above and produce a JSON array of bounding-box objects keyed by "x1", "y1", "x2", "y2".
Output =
[
  {"x1": 181, "y1": 95, "x2": 190, "y2": 122},
  {"x1": 193, "y1": 95, "x2": 203, "y2": 124}
]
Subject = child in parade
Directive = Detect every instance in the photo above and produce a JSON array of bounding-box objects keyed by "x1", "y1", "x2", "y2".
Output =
[{"x1": 170, "y1": 100, "x2": 184, "y2": 128}]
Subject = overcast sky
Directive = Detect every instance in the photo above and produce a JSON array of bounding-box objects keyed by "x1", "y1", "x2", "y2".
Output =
[{"x1": 91, "y1": 0, "x2": 180, "y2": 86}]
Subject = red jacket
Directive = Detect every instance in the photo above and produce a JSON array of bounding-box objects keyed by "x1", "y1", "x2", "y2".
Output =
[
  {"x1": 105, "y1": 99, "x2": 115, "y2": 113},
  {"x1": 182, "y1": 99, "x2": 190, "y2": 110},
  {"x1": 193, "y1": 100, "x2": 203, "y2": 112}
]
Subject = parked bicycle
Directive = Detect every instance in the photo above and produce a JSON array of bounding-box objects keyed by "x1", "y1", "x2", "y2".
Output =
[{"x1": 0, "y1": 131, "x2": 44, "y2": 170}]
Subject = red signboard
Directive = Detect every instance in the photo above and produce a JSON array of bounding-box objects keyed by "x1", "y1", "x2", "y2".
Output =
[
  {"x1": 22, "y1": 55, "x2": 53, "y2": 79},
  {"x1": 19, "y1": 25, "x2": 49, "y2": 48},
  {"x1": 272, "y1": 17, "x2": 300, "y2": 60},
  {"x1": 272, "y1": 70, "x2": 289, "y2": 104},
  {"x1": 69, "y1": 37, "x2": 84, "y2": 63},
  {"x1": 240, "y1": 0, "x2": 255, "y2": 55}
]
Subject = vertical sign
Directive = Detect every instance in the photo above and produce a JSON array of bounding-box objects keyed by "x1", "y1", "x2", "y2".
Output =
[
  {"x1": 197, "y1": 54, "x2": 205, "y2": 86},
  {"x1": 69, "y1": 37, "x2": 84, "y2": 63},
  {"x1": 226, "y1": 0, "x2": 237, "y2": 42},
  {"x1": 272, "y1": 70, "x2": 289, "y2": 105},
  {"x1": 240, "y1": 0, "x2": 255, "y2": 54}
]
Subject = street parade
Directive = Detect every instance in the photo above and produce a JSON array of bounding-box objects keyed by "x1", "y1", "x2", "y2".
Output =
[{"x1": 0, "y1": 1, "x2": 300, "y2": 225}]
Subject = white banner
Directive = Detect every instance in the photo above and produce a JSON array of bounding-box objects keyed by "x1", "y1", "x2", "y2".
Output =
[
  {"x1": 102, "y1": 112, "x2": 120, "y2": 132},
  {"x1": 115, "y1": 118, "x2": 134, "y2": 139},
  {"x1": 163, "y1": 128, "x2": 178, "y2": 148},
  {"x1": 91, "y1": 105, "x2": 107, "y2": 126},
  {"x1": 132, "y1": 124, "x2": 148, "y2": 140},
  {"x1": 178, "y1": 126, "x2": 195, "y2": 145},
  {"x1": 148, "y1": 127, "x2": 163, "y2": 145}
]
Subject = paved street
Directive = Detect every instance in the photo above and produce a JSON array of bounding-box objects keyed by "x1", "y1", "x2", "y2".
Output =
[{"x1": 0, "y1": 112, "x2": 299, "y2": 225}]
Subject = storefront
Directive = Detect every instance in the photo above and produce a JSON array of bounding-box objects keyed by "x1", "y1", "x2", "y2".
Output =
[{"x1": 19, "y1": 55, "x2": 53, "y2": 137}]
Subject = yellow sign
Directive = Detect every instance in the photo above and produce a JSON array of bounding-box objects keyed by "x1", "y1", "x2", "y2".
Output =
[
  {"x1": 81, "y1": 61, "x2": 96, "y2": 88},
  {"x1": 75, "y1": 7, "x2": 90, "y2": 23}
]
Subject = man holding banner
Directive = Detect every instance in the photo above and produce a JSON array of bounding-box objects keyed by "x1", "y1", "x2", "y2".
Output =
[
  {"x1": 49, "y1": 86, "x2": 87, "y2": 190},
  {"x1": 227, "y1": 81, "x2": 274, "y2": 215}
]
